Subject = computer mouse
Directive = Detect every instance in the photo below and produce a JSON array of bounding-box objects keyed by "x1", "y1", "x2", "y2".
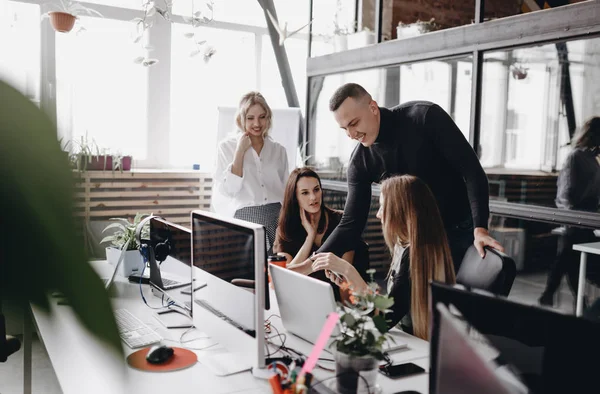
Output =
[
  {"x1": 393, "y1": 392, "x2": 422, "y2": 394},
  {"x1": 145, "y1": 344, "x2": 174, "y2": 364}
]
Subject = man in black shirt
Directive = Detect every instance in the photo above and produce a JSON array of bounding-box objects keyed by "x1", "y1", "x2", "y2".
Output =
[{"x1": 317, "y1": 83, "x2": 503, "y2": 268}]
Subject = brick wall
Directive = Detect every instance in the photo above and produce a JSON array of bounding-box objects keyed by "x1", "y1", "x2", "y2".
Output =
[{"x1": 390, "y1": 0, "x2": 588, "y2": 39}]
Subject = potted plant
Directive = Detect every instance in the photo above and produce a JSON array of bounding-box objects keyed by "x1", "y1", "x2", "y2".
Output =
[
  {"x1": 62, "y1": 134, "x2": 133, "y2": 173},
  {"x1": 100, "y1": 213, "x2": 150, "y2": 277},
  {"x1": 42, "y1": 0, "x2": 103, "y2": 33},
  {"x1": 396, "y1": 18, "x2": 439, "y2": 39},
  {"x1": 330, "y1": 269, "x2": 395, "y2": 394}
]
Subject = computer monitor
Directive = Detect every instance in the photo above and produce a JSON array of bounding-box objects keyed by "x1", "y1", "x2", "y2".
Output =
[
  {"x1": 430, "y1": 282, "x2": 600, "y2": 394},
  {"x1": 191, "y1": 210, "x2": 268, "y2": 369},
  {"x1": 150, "y1": 218, "x2": 192, "y2": 266},
  {"x1": 432, "y1": 303, "x2": 517, "y2": 394}
]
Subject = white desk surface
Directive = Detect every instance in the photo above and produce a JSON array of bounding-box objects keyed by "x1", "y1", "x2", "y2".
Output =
[
  {"x1": 573, "y1": 242, "x2": 600, "y2": 254},
  {"x1": 30, "y1": 260, "x2": 429, "y2": 394}
]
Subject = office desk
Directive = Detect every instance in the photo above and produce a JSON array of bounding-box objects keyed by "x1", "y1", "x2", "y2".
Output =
[
  {"x1": 573, "y1": 242, "x2": 600, "y2": 316},
  {"x1": 25, "y1": 260, "x2": 429, "y2": 394}
]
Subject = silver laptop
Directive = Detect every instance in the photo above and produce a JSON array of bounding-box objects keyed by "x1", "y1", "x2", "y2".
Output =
[{"x1": 270, "y1": 264, "x2": 407, "y2": 353}]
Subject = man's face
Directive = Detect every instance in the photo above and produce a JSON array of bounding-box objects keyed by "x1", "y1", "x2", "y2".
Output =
[{"x1": 333, "y1": 96, "x2": 380, "y2": 147}]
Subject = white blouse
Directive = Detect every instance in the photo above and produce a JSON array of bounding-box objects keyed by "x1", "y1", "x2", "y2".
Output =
[{"x1": 212, "y1": 134, "x2": 289, "y2": 217}]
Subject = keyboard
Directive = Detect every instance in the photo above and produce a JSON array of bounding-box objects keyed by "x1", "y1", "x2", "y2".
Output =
[
  {"x1": 114, "y1": 309, "x2": 162, "y2": 349},
  {"x1": 192, "y1": 299, "x2": 256, "y2": 337}
]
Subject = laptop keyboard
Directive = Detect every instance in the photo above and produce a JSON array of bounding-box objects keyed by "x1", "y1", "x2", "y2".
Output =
[
  {"x1": 114, "y1": 309, "x2": 162, "y2": 349},
  {"x1": 186, "y1": 299, "x2": 256, "y2": 337}
]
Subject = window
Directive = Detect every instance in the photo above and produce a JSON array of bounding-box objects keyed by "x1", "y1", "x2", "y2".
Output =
[
  {"x1": 169, "y1": 24, "x2": 256, "y2": 170},
  {"x1": 480, "y1": 39, "x2": 593, "y2": 172},
  {"x1": 0, "y1": 1, "x2": 41, "y2": 103},
  {"x1": 55, "y1": 16, "x2": 148, "y2": 160},
  {"x1": 309, "y1": 57, "x2": 473, "y2": 178},
  {"x1": 260, "y1": 36, "x2": 307, "y2": 112}
]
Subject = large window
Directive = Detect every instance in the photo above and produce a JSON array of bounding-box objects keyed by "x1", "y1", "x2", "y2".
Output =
[
  {"x1": 480, "y1": 41, "x2": 589, "y2": 172},
  {"x1": 0, "y1": 1, "x2": 40, "y2": 103},
  {"x1": 2, "y1": 0, "x2": 311, "y2": 170},
  {"x1": 479, "y1": 37, "x2": 600, "y2": 210},
  {"x1": 55, "y1": 16, "x2": 148, "y2": 160},
  {"x1": 169, "y1": 25, "x2": 256, "y2": 170}
]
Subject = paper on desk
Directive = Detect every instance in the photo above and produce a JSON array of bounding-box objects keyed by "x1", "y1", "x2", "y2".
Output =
[{"x1": 198, "y1": 352, "x2": 252, "y2": 376}]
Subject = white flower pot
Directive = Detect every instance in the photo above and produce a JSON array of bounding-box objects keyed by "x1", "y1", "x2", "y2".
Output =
[{"x1": 105, "y1": 247, "x2": 144, "y2": 277}]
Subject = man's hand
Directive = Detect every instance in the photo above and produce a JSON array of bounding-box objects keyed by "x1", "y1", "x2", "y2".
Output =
[{"x1": 474, "y1": 227, "x2": 504, "y2": 257}]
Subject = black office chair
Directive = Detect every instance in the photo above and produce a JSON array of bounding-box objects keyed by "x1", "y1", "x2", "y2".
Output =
[
  {"x1": 0, "y1": 301, "x2": 21, "y2": 362},
  {"x1": 456, "y1": 245, "x2": 517, "y2": 297}
]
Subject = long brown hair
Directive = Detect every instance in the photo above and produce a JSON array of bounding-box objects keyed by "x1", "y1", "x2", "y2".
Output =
[
  {"x1": 278, "y1": 167, "x2": 329, "y2": 243},
  {"x1": 380, "y1": 175, "x2": 456, "y2": 340},
  {"x1": 574, "y1": 116, "x2": 600, "y2": 150}
]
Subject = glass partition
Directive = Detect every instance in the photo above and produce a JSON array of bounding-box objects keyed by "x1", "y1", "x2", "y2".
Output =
[
  {"x1": 480, "y1": 37, "x2": 600, "y2": 209},
  {"x1": 309, "y1": 56, "x2": 473, "y2": 178}
]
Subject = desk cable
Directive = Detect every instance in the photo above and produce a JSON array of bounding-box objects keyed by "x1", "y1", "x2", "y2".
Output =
[
  {"x1": 138, "y1": 246, "x2": 176, "y2": 311},
  {"x1": 264, "y1": 317, "x2": 335, "y2": 372}
]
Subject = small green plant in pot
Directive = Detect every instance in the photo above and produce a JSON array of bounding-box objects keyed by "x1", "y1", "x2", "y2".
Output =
[
  {"x1": 100, "y1": 213, "x2": 150, "y2": 277},
  {"x1": 331, "y1": 269, "x2": 395, "y2": 394}
]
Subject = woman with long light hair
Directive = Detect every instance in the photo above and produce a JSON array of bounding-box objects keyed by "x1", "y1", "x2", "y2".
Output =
[
  {"x1": 212, "y1": 92, "x2": 288, "y2": 253},
  {"x1": 312, "y1": 175, "x2": 456, "y2": 339}
]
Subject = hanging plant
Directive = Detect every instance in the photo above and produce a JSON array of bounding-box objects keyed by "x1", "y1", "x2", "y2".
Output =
[
  {"x1": 41, "y1": 0, "x2": 102, "y2": 34},
  {"x1": 182, "y1": 0, "x2": 215, "y2": 60},
  {"x1": 131, "y1": 0, "x2": 216, "y2": 67}
]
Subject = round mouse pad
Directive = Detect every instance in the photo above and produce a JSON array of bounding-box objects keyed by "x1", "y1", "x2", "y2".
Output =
[{"x1": 127, "y1": 346, "x2": 197, "y2": 372}]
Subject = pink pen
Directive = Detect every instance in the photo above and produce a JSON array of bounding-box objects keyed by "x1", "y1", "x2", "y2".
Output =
[{"x1": 300, "y1": 312, "x2": 340, "y2": 377}]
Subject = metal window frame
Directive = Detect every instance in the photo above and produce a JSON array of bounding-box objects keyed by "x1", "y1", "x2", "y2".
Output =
[
  {"x1": 321, "y1": 180, "x2": 600, "y2": 229},
  {"x1": 307, "y1": 1, "x2": 600, "y2": 226}
]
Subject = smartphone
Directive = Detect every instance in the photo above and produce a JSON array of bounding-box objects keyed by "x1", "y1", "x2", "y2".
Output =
[{"x1": 379, "y1": 362, "x2": 425, "y2": 379}]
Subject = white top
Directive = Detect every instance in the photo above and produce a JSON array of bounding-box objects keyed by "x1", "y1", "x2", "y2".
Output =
[{"x1": 212, "y1": 134, "x2": 289, "y2": 217}]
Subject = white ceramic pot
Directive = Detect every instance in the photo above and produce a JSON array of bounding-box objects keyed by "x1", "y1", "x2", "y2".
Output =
[{"x1": 105, "y1": 247, "x2": 144, "y2": 277}]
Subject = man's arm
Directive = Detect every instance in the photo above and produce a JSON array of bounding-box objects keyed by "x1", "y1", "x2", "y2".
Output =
[
  {"x1": 423, "y1": 104, "x2": 503, "y2": 255},
  {"x1": 317, "y1": 163, "x2": 372, "y2": 256}
]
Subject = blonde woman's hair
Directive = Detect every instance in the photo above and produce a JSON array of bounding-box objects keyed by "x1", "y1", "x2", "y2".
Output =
[
  {"x1": 235, "y1": 92, "x2": 273, "y2": 137},
  {"x1": 380, "y1": 175, "x2": 456, "y2": 340}
]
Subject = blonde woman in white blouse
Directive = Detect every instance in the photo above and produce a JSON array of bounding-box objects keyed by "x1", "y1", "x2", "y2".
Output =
[{"x1": 213, "y1": 92, "x2": 289, "y2": 252}]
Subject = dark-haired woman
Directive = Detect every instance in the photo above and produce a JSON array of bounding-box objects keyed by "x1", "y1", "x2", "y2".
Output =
[{"x1": 273, "y1": 167, "x2": 357, "y2": 294}]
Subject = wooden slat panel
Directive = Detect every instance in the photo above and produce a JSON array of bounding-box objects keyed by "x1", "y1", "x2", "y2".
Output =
[
  {"x1": 88, "y1": 181, "x2": 204, "y2": 189},
  {"x1": 84, "y1": 190, "x2": 202, "y2": 198},
  {"x1": 87, "y1": 199, "x2": 202, "y2": 208},
  {"x1": 82, "y1": 207, "x2": 199, "y2": 217},
  {"x1": 81, "y1": 171, "x2": 209, "y2": 180}
]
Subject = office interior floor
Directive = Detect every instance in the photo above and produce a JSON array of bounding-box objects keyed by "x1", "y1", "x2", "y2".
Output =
[{"x1": 0, "y1": 271, "x2": 588, "y2": 394}]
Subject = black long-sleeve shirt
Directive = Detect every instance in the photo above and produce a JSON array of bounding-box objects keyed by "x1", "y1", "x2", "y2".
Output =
[{"x1": 319, "y1": 101, "x2": 490, "y2": 256}]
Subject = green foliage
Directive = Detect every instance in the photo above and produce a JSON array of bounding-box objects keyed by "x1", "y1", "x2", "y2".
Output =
[
  {"x1": 330, "y1": 269, "x2": 395, "y2": 360},
  {"x1": 100, "y1": 213, "x2": 150, "y2": 251},
  {"x1": 0, "y1": 80, "x2": 122, "y2": 357},
  {"x1": 61, "y1": 133, "x2": 128, "y2": 174}
]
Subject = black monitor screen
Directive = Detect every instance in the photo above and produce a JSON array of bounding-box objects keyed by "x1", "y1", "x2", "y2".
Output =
[
  {"x1": 192, "y1": 212, "x2": 269, "y2": 309},
  {"x1": 150, "y1": 218, "x2": 191, "y2": 266}
]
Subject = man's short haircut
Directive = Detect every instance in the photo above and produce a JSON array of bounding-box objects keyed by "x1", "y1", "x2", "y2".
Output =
[{"x1": 329, "y1": 83, "x2": 370, "y2": 112}]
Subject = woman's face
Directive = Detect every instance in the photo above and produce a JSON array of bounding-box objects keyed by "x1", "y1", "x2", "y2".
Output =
[
  {"x1": 376, "y1": 193, "x2": 384, "y2": 224},
  {"x1": 244, "y1": 104, "x2": 267, "y2": 137},
  {"x1": 296, "y1": 176, "x2": 322, "y2": 214}
]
